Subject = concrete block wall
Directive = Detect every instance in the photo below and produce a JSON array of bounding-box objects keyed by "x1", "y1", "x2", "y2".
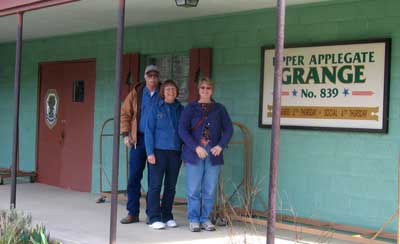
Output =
[{"x1": 0, "y1": 0, "x2": 399, "y2": 231}]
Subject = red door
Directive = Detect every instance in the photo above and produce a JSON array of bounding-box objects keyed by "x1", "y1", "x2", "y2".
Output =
[{"x1": 37, "y1": 60, "x2": 96, "y2": 192}]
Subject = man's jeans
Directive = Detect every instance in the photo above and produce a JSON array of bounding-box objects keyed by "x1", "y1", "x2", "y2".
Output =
[
  {"x1": 147, "y1": 149, "x2": 181, "y2": 224},
  {"x1": 127, "y1": 133, "x2": 147, "y2": 217},
  {"x1": 185, "y1": 154, "x2": 222, "y2": 223}
]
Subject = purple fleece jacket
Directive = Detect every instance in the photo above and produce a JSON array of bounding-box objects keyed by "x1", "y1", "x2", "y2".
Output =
[{"x1": 178, "y1": 101, "x2": 233, "y2": 165}]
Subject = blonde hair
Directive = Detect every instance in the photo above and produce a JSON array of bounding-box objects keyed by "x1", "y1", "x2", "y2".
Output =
[{"x1": 197, "y1": 77, "x2": 214, "y2": 89}]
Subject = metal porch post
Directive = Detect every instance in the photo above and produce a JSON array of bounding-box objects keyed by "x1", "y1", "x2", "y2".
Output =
[
  {"x1": 10, "y1": 12, "x2": 24, "y2": 209},
  {"x1": 109, "y1": 0, "x2": 125, "y2": 243},
  {"x1": 266, "y1": 0, "x2": 286, "y2": 244}
]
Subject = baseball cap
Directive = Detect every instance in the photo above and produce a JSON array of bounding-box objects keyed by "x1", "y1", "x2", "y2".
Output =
[{"x1": 145, "y1": 65, "x2": 159, "y2": 74}]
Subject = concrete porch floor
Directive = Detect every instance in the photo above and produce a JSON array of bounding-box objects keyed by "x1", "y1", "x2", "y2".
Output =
[{"x1": 0, "y1": 182, "x2": 358, "y2": 244}]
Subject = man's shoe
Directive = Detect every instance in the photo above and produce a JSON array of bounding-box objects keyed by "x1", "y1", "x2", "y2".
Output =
[
  {"x1": 165, "y1": 219, "x2": 178, "y2": 228},
  {"x1": 189, "y1": 222, "x2": 201, "y2": 232},
  {"x1": 149, "y1": 221, "x2": 166, "y2": 230},
  {"x1": 120, "y1": 215, "x2": 139, "y2": 224},
  {"x1": 200, "y1": 221, "x2": 216, "y2": 231}
]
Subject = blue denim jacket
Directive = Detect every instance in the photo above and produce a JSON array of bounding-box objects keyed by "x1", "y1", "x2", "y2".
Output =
[
  {"x1": 178, "y1": 101, "x2": 233, "y2": 165},
  {"x1": 145, "y1": 100, "x2": 183, "y2": 156},
  {"x1": 139, "y1": 87, "x2": 160, "y2": 133}
]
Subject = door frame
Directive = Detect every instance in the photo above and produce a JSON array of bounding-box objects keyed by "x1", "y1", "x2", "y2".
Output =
[{"x1": 35, "y1": 58, "x2": 96, "y2": 190}]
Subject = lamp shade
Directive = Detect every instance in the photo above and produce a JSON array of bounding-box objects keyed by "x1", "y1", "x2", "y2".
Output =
[{"x1": 175, "y1": 0, "x2": 199, "y2": 7}]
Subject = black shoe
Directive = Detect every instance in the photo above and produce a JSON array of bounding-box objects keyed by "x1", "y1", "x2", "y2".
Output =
[{"x1": 120, "y1": 215, "x2": 139, "y2": 224}]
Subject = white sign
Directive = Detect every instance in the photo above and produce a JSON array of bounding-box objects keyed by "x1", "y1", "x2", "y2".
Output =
[{"x1": 259, "y1": 39, "x2": 390, "y2": 132}]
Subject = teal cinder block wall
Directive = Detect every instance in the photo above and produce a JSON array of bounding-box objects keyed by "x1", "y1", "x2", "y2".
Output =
[{"x1": 1, "y1": 0, "x2": 400, "y2": 232}]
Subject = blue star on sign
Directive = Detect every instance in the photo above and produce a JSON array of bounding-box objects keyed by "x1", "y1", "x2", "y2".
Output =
[
  {"x1": 292, "y1": 89, "x2": 298, "y2": 96},
  {"x1": 343, "y1": 88, "x2": 349, "y2": 97}
]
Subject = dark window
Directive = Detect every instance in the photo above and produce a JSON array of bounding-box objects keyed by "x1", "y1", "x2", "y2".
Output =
[
  {"x1": 73, "y1": 80, "x2": 85, "y2": 102},
  {"x1": 144, "y1": 54, "x2": 189, "y2": 102}
]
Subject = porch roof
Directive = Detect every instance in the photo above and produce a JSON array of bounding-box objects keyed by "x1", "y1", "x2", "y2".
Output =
[{"x1": 0, "y1": 0, "x2": 332, "y2": 44}]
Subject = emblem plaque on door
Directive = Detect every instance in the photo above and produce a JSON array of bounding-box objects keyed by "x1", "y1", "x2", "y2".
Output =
[{"x1": 45, "y1": 89, "x2": 59, "y2": 129}]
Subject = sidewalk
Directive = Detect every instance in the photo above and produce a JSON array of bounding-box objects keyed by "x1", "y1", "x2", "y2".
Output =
[{"x1": 0, "y1": 182, "x2": 355, "y2": 244}]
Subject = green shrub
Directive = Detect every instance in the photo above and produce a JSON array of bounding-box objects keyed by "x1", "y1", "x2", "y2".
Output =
[
  {"x1": 0, "y1": 209, "x2": 60, "y2": 244},
  {"x1": 30, "y1": 224, "x2": 50, "y2": 244},
  {"x1": 0, "y1": 209, "x2": 31, "y2": 244}
]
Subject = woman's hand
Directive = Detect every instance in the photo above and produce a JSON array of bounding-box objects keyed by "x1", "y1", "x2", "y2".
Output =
[
  {"x1": 147, "y1": 155, "x2": 156, "y2": 164},
  {"x1": 195, "y1": 146, "x2": 208, "y2": 159},
  {"x1": 210, "y1": 145, "x2": 223, "y2": 156}
]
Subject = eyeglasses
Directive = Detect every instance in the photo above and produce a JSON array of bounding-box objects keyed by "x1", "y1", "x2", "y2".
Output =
[
  {"x1": 164, "y1": 87, "x2": 177, "y2": 92},
  {"x1": 146, "y1": 73, "x2": 159, "y2": 78},
  {"x1": 200, "y1": 86, "x2": 212, "y2": 90}
]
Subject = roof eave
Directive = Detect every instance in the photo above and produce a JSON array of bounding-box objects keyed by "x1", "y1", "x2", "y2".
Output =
[{"x1": 0, "y1": 0, "x2": 80, "y2": 17}]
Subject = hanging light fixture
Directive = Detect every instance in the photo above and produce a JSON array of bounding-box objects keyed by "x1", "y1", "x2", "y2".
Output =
[{"x1": 175, "y1": 0, "x2": 199, "y2": 8}]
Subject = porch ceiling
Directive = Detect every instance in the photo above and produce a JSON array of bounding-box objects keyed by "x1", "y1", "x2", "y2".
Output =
[{"x1": 0, "y1": 0, "x2": 331, "y2": 44}]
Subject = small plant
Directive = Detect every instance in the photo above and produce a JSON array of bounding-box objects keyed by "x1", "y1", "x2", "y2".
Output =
[
  {"x1": 0, "y1": 208, "x2": 32, "y2": 244},
  {"x1": 30, "y1": 224, "x2": 50, "y2": 244},
  {"x1": 0, "y1": 209, "x2": 60, "y2": 244}
]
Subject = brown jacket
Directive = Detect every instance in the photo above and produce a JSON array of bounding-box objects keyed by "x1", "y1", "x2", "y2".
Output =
[{"x1": 120, "y1": 82, "x2": 146, "y2": 143}]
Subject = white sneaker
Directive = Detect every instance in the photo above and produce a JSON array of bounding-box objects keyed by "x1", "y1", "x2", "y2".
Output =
[
  {"x1": 149, "y1": 221, "x2": 166, "y2": 230},
  {"x1": 189, "y1": 222, "x2": 201, "y2": 232},
  {"x1": 200, "y1": 221, "x2": 216, "y2": 231},
  {"x1": 165, "y1": 219, "x2": 178, "y2": 228}
]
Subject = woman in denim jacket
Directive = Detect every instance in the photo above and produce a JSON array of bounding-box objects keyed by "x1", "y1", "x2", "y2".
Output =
[
  {"x1": 178, "y1": 77, "x2": 233, "y2": 232},
  {"x1": 145, "y1": 80, "x2": 183, "y2": 230}
]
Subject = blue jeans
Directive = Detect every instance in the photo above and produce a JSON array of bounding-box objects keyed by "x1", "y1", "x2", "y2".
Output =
[
  {"x1": 147, "y1": 149, "x2": 182, "y2": 224},
  {"x1": 127, "y1": 133, "x2": 147, "y2": 216},
  {"x1": 185, "y1": 155, "x2": 222, "y2": 223}
]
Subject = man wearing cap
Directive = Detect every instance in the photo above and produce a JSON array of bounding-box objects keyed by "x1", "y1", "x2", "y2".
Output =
[{"x1": 120, "y1": 64, "x2": 161, "y2": 224}]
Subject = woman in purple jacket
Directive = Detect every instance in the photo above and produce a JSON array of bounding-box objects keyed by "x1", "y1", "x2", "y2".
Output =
[{"x1": 178, "y1": 77, "x2": 233, "y2": 232}]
